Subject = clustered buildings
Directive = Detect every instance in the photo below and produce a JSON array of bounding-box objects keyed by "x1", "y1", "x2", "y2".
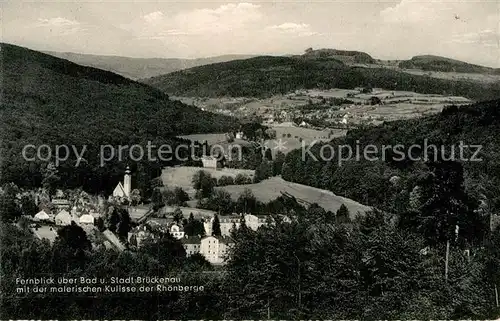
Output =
[{"x1": 128, "y1": 213, "x2": 274, "y2": 264}]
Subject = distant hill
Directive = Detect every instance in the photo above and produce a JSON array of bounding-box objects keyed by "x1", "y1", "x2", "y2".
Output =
[
  {"x1": 143, "y1": 55, "x2": 500, "y2": 100},
  {"x1": 43, "y1": 51, "x2": 257, "y2": 80},
  {"x1": 299, "y1": 48, "x2": 375, "y2": 64},
  {"x1": 399, "y1": 55, "x2": 500, "y2": 74},
  {"x1": 0, "y1": 43, "x2": 236, "y2": 192}
]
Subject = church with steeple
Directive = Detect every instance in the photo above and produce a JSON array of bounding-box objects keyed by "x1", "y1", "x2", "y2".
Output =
[{"x1": 112, "y1": 166, "x2": 131, "y2": 200}]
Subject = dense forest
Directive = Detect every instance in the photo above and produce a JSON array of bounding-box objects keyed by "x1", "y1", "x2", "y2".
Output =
[
  {"x1": 281, "y1": 99, "x2": 500, "y2": 216},
  {"x1": 143, "y1": 55, "x2": 500, "y2": 100},
  {"x1": 0, "y1": 43, "x2": 237, "y2": 194},
  {"x1": 399, "y1": 55, "x2": 500, "y2": 74},
  {"x1": 1, "y1": 192, "x2": 499, "y2": 319}
]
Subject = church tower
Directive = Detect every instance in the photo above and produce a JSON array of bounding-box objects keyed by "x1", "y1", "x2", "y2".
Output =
[{"x1": 123, "y1": 166, "x2": 131, "y2": 197}]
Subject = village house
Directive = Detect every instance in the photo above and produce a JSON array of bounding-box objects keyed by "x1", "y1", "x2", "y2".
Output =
[
  {"x1": 204, "y1": 214, "x2": 243, "y2": 236},
  {"x1": 201, "y1": 156, "x2": 218, "y2": 170},
  {"x1": 128, "y1": 225, "x2": 155, "y2": 247},
  {"x1": 55, "y1": 209, "x2": 76, "y2": 226},
  {"x1": 181, "y1": 236, "x2": 202, "y2": 257},
  {"x1": 79, "y1": 214, "x2": 95, "y2": 225},
  {"x1": 51, "y1": 198, "x2": 71, "y2": 211},
  {"x1": 243, "y1": 214, "x2": 268, "y2": 231},
  {"x1": 34, "y1": 210, "x2": 51, "y2": 222},
  {"x1": 169, "y1": 223, "x2": 185, "y2": 239},
  {"x1": 199, "y1": 235, "x2": 234, "y2": 264}
]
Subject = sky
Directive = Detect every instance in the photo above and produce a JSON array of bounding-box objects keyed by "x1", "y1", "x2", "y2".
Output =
[{"x1": 2, "y1": 0, "x2": 499, "y2": 67}]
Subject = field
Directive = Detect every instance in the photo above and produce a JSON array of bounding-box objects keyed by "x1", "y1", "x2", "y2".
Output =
[
  {"x1": 351, "y1": 63, "x2": 500, "y2": 84},
  {"x1": 216, "y1": 176, "x2": 371, "y2": 217},
  {"x1": 158, "y1": 206, "x2": 216, "y2": 219},
  {"x1": 161, "y1": 166, "x2": 255, "y2": 196},
  {"x1": 178, "y1": 133, "x2": 227, "y2": 145},
  {"x1": 305, "y1": 88, "x2": 473, "y2": 123},
  {"x1": 267, "y1": 123, "x2": 346, "y2": 154}
]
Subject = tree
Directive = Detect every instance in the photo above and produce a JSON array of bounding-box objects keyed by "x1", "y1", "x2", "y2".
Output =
[
  {"x1": 52, "y1": 221, "x2": 92, "y2": 272},
  {"x1": 212, "y1": 214, "x2": 221, "y2": 236},
  {"x1": 184, "y1": 213, "x2": 206, "y2": 237},
  {"x1": 265, "y1": 129, "x2": 277, "y2": 140},
  {"x1": 141, "y1": 233, "x2": 186, "y2": 267},
  {"x1": 173, "y1": 187, "x2": 189, "y2": 205},
  {"x1": 173, "y1": 207, "x2": 183, "y2": 223},
  {"x1": 218, "y1": 175, "x2": 235, "y2": 186},
  {"x1": 210, "y1": 189, "x2": 234, "y2": 214},
  {"x1": 237, "y1": 188, "x2": 257, "y2": 213},
  {"x1": 130, "y1": 188, "x2": 142, "y2": 206},
  {"x1": 0, "y1": 183, "x2": 21, "y2": 222},
  {"x1": 235, "y1": 174, "x2": 252, "y2": 185},
  {"x1": 418, "y1": 160, "x2": 483, "y2": 246},
  {"x1": 151, "y1": 188, "x2": 163, "y2": 210},
  {"x1": 192, "y1": 170, "x2": 216, "y2": 198},
  {"x1": 116, "y1": 208, "x2": 131, "y2": 241},
  {"x1": 19, "y1": 195, "x2": 38, "y2": 217},
  {"x1": 41, "y1": 162, "x2": 60, "y2": 197},
  {"x1": 105, "y1": 206, "x2": 131, "y2": 240},
  {"x1": 254, "y1": 161, "x2": 273, "y2": 183},
  {"x1": 336, "y1": 204, "x2": 350, "y2": 223},
  {"x1": 272, "y1": 151, "x2": 286, "y2": 176},
  {"x1": 264, "y1": 148, "x2": 273, "y2": 161}
]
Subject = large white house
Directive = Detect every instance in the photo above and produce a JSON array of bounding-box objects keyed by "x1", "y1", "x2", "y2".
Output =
[
  {"x1": 199, "y1": 236, "x2": 234, "y2": 264},
  {"x1": 112, "y1": 166, "x2": 132, "y2": 199},
  {"x1": 204, "y1": 214, "x2": 242, "y2": 236}
]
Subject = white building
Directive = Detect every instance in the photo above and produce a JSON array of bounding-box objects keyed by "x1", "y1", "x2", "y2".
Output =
[
  {"x1": 34, "y1": 210, "x2": 50, "y2": 222},
  {"x1": 243, "y1": 214, "x2": 268, "y2": 231},
  {"x1": 201, "y1": 156, "x2": 217, "y2": 170},
  {"x1": 181, "y1": 236, "x2": 201, "y2": 257},
  {"x1": 113, "y1": 166, "x2": 132, "y2": 199},
  {"x1": 204, "y1": 214, "x2": 242, "y2": 236},
  {"x1": 55, "y1": 209, "x2": 75, "y2": 226},
  {"x1": 169, "y1": 223, "x2": 185, "y2": 239},
  {"x1": 200, "y1": 236, "x2": 234, "y2": 264},
  {"x1": 79, "y1": 214, "x2": 95, "y2": 225}
]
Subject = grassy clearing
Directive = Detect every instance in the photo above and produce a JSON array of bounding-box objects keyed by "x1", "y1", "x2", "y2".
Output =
[{"x1": 216, "y1": 176, "x2": 371, "y2": 217}]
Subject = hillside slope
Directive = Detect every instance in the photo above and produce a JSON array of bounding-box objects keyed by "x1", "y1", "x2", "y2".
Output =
[
  {"x1": 44, "y1": 51, "x2": 257, "y2": 80},
  {"x1": 281, "y1": 99, "x2": 500, "y2": 213},
  {"x1": 143, "y1": 55, "x2": 500, "y2": 100},
  {"x1": 399, "y1": 55, "x2": 500, "y2": 74},
  {"x1": 216, "y1": 176, "x2": 371, "y2": 216},
  {"x1": 0, "y1": 43, "x2": 236, "y2": 192}
]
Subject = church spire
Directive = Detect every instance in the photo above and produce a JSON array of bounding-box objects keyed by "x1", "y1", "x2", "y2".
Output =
[{"x1": 124, "y1": 166, "x2": 131, "y2": 197}]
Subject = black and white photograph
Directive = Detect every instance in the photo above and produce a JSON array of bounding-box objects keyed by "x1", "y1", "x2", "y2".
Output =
[{"x1": 1, "y1": 0, "x2": 500, "y2": 319}]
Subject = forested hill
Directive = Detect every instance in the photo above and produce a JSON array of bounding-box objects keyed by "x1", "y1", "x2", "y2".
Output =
[
  {"x1": 143, "y1": 55, "x2": 500, "y2": 100},
  {"x1": 281, "y1": 99, "x2": 500, "y2": 215},
  {"x1": 0, "y1": 43, "x2": 236, "y2": 192},
  {"x1": 298, "y1": 48, "x2": 375, "y2": 64},
  {"x1": 399, "y1": 55, "x2": 500, "y2": 74}
]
